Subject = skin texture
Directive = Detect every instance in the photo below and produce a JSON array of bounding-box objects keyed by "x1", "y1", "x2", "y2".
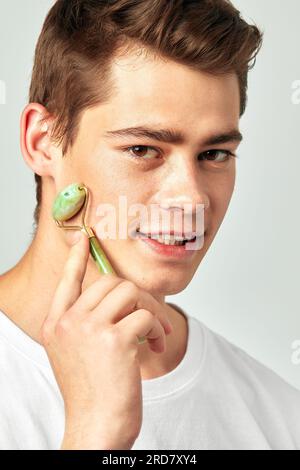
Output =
[{"x1": 0, "y1": 46, "x2": 241, "y2": 448}]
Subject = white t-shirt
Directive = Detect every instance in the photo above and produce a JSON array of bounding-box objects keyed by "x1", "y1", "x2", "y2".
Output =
[{"x1": 0, "y1": 304, "x2": 300, "y2": 450}]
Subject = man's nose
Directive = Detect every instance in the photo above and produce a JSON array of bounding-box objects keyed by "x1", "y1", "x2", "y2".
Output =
[{"x1": 156, "y1": 158, "x2": 210, "y2": 213}]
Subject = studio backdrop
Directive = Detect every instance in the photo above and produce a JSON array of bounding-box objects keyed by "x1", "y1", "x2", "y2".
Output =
[{"x1": 0, "y1": 0, "x2": 299, "y2": 390}]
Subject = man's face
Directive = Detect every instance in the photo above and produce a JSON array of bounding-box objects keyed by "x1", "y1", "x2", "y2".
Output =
[{"x1": 55, "y1": 48, "x2": 241, "y2": 298}]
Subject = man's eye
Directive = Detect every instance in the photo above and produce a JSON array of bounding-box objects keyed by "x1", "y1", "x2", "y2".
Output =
[
  {"x1": 122, "y1": 146, "x2": 236, "y2": 163},
  {"x1": 123, "y1": 145, "x2": 161, "y2": 160},
  {"x1": 198, "y1": 149, "x2": 236, "y2": 162}
]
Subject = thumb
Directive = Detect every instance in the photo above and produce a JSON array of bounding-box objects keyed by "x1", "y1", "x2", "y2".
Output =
[{"x1": 47, "y1": 230, "x2": 90, "y2": 323}]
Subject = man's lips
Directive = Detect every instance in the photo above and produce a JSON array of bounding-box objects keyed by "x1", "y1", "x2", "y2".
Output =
[{"x1": 135, "y1": 229, "x2": 206, "y2": 257}]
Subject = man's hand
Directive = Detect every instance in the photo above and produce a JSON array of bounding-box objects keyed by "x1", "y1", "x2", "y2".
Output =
[{"x1": 40, "y1": 231, "x2": 173, "y2": 450}]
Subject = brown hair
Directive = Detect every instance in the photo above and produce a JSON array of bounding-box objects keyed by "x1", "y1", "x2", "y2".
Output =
[{"x1": 29, "y1": 0, "x2": 263, "y2": 229}]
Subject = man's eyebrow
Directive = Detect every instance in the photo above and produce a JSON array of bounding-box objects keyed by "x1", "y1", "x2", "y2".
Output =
[{"x1": 103, "y1": 126, "x2": 243, "y2": 146}]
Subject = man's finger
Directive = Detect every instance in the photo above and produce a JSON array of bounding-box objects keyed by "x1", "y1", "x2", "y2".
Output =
[
  {"x1": 46, "y1": 231, "x2": 90, "y2": 324},
  {"x1": 117, "y1": 309, "x2": 166, "y2": 354}
]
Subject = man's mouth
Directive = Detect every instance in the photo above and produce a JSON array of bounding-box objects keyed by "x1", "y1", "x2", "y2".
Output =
[{"x1": 135, "y1": 228, "x2": 198, "y2": 246}]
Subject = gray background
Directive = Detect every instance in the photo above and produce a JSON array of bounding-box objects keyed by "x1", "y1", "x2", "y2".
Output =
[{"x1": 0, "y1": 0, "x2": 299, "y2": 389}]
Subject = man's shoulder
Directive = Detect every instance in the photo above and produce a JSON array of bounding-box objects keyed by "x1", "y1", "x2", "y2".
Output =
[{"x1": 192, "y1": 316, "x2": 300, "y2": 410}]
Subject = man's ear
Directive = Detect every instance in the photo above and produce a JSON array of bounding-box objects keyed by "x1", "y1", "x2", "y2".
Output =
[{"x1": 20, "y1": 102, "x2": 61, "y2": 177}]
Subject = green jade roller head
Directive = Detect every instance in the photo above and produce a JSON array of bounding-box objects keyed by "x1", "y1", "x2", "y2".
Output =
[
  {"x1": 52, "y1": 182, "x2": 115, "y2": 275},
  {"x1": 52, "y1": 182, "x2": 147, "y2": 345}
]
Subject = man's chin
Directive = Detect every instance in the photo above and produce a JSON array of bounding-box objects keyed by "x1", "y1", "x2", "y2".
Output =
[{"x1": 126, "y1": 270, "x2": 195, "y2": 297}]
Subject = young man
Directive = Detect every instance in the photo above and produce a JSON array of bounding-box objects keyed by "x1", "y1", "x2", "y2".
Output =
[{"x1": 0, "y1": 0, "x2": 299, "y2": 450}]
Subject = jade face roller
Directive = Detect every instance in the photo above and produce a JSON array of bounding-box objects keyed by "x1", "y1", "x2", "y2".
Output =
[
  {"x1": 52, "y1": 182, "x2": 146, "y2": 344},
  {"x1": 52, "y1": 182, "x2": 115, "y2": 275}
]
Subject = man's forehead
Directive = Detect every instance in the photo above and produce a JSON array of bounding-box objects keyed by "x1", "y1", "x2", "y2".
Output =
[
  {"x1": 106, "y1": 59, "x2": 239, "y2": 122},
  {"x1": 82, "y1": 51, "x2": 240, "y2": 136}
]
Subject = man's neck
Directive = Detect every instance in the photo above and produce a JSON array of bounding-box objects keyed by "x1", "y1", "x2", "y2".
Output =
[{"x1": 0, "y1": 217, "x2": 188, "y2": 380}]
